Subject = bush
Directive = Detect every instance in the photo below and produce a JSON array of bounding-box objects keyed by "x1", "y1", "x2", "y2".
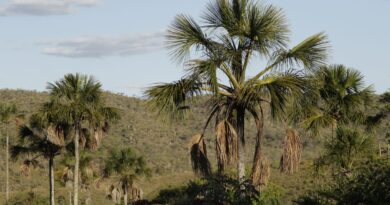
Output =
[
  {"x1": 295, "y1": 160, "x2": 390, "y2": 205},
  {"x1": 153, "y1": 174, "x2": 260, "y2": 205}
]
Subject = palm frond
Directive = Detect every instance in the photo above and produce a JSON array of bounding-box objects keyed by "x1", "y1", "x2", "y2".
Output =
[
  {"x1": 190, "y1": 134, "x2": 211, "y2": 177},
  {"x1": 271, "y1": 32, "x2": 329, "y2": 71},
  {"x1": 167, "y1": 14, "x2": 211, "y2": 63},
  {"x1": 144, "y1": 78, "x2": 202, "y2": 119},
  {"x1": 215, "y1": 120, "x2": 238, "y2": 172},
  {"x1": 246, "y1": 2, "x2": 289, "y2": 56}
]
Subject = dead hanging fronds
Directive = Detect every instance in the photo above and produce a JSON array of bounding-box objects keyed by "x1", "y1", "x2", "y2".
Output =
[
  {"x1": 251, "y1": 152, "x2": 270, "y2": 187},
  {"x1": 20, "y1": 159, "x2": 39, "y2": 177},
  {"x1": 47, "y1": 126, "x2": 65, "y2": 146},
  {"x1": 61, "y1": 166, "x2": 75, "y2": 188},
  {"x1": 215, "y1": 120, "x2": 238, "y2": 172},
  {"x1": 190, "y1": 134, "x2": 211, "y2": 177},
  {"x1": 280, "y1": 128, "x2": 302, "y2": 174},
  {"x1": 88, "y1": 129, "x2": 103, "y2": 151}
]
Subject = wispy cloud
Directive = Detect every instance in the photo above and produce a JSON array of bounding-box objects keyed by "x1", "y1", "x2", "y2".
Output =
[
  {"x1": 39, "y1": 32, "x2": 166, "y2": 58},
  {"x1": 0, "y1": 0, "x2": 101, "y2": 16}
]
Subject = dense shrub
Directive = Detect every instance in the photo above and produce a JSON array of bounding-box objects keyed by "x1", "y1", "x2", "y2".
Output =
[{"x1": 295, "y1": 160, "x2": 390, "y2": 205}]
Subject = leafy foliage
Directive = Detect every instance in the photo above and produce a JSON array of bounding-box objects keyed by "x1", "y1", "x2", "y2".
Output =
[{"x1": 296, "y1": 160, "x2": 390, "y2": 205}]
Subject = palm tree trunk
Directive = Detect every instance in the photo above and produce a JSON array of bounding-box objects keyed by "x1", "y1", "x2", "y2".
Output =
[
  {"x1": 49, "y1": 157, "x2": 55, "y2": 205},
  {"x1": 124, "y1": 183, "x2": 128, "y2": 205},
  {"x1": 5, "y1": 129, "x2": 9, "y2": 205},
  {"x1": 73, "y1": 127, "x2": 80, "y2": 205},
  {"x1": 236, "y1": 107, "x2": 246, "y2": 182}
]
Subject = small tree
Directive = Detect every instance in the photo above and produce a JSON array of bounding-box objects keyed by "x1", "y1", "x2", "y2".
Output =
[
  {"x1": 12, "y1": 112, "x2": 69, "y2": 205},
  {"x1": 102, "y1": 148, "x2": 150, "y2": 205}
]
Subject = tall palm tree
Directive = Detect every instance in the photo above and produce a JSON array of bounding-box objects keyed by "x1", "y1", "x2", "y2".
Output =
[
  {"x1": 46, "y1": 73, "x2": 120, "y2": 205},
  {"x1": 145, "y1": 0, "x2": 328, "y2": 184},
  {"x1": 11, "y1": 113, "x2": 69, "y2": 205},
  {"x1": 102, "y1": 148, "x2": 150, "y2": 205},
  {"x1": 0, "y1": 103, "x2": 23, "y2": 204}
]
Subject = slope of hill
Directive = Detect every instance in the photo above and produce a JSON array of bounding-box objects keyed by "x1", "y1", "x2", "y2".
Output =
[{"x1": 0, "y1": 89, "x2": 386, "y2": 204}]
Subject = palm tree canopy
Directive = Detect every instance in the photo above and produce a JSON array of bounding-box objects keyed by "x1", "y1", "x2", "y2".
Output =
[
  {"x1": 146, "y1": 0, "x2": 329, "y2": 121},
  {"x1": 11, "y1": 113, "x2": 66, "y2": 160},
  {"x1": 298, "y1": 65, "x2": 374, "y2": 132},
  {"x1": 103, "y1": 148, "x2": 151, "y2": 186},
  {"x1": 46, "y1": 73, "x2": 120, "y2": 148}
]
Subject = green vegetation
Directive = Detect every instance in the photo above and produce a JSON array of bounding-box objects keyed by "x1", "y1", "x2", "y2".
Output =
[{"x1": 0, "y1": 0, "x2": 389, "y2": 205}]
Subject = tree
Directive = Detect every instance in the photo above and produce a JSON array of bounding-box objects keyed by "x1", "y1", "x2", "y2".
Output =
[
  {"x1": 313, "y1": 126, "x2": 374, "y2": 174},
  {"x1": 299, "y1": 65, "x2": 373, "y2": 134},
  {"x1": 46, "y1": 73, "x2": 120, "y2": 205},
  {"x1": 145, "y1": 0, "x2": 328, "y2": 185},
  {"x1": 0, "y1": 103, "x2": 23, "y2": 205},
  {"x1": 102, "y1": 148, "x2": 150, "y2": 205},
  {"x1": 11, "y1": 112, "x2": 69, "y2": 205}
]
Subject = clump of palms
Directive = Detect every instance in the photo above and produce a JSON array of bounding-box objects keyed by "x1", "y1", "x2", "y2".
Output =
[
  {"x1": 101, "y1": 148, "x2": 150, "y2": 205},
  {"x1": 145, "y1": 0, "x2": 328, "y2": 186},
  {"x1": 0, "y1": 103, "x2": 24, "y2": 204},
  {"x1": 46, "y1": 73, "x2": 120, "y2": 205},
  {"x1": 11, "y1": 112, "x2": 69, "y2": 205}
]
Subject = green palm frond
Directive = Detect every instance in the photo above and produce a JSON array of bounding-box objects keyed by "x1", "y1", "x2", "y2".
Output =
[
  {"x1": 145, "y1": 78, "x2": 203, "y2": 118},
  {"x1": 246, "y1": 3, "x2": 289, "y2": 55},
  {"x1": 0, "y1": 103, "x2": 17, "y2": 123},
  {"x1": 272, "y1": 32, "x2": 329, "y2": 70},
  {"x1": 203, "y1": 0, "x2": 244, "y2": 34},
  {"x1": 185, "y1": 59, "x2": 219, "y2": 94},
  {"x1": 239, "y1": 71, "x2": 306, "y2": 119},
  {"x1": 167, "y1": 14, "x2": 211, "y2": 63}
]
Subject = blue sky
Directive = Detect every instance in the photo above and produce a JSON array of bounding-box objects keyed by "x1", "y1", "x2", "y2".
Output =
[{"x1": 0, "y1": 0, "x2": 389, "y2": 96}]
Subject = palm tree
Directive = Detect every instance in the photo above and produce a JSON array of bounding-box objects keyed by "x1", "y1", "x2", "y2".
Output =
[
  {"x1": 11, "y1": 113, "x2": 69, "y2": 205},
  {"x1": 0, "y1": 103, "x2": 23, "y2": 204},
  {"x1": 59, "y1": 151, "x2": 96, "y2": 205},
  {"x1": 314, "y1": 126, "x2": 374, "y2": 174},
  {"x1": 145, "y1": 0, "x2": 328, "y2": 184},
  {"x1": 46, "y1": 73, "x2": 120, "y2": 205},
  {"x1": 298, "y1": 65, "x2": 373, "y2": 134},
  {"x1": 102, "y1": 148, "x2": 150, "y2": 205}
]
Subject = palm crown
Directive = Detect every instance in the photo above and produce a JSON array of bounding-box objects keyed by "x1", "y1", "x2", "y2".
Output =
[{"x1": 146, "y1": 0, "x2": 329, "y2": 183}]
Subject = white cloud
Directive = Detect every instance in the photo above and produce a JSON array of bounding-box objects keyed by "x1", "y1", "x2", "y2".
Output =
[
  {"x1": 40, "y1": 32, "x2": 166, "y2": 58},
  {"x1": 0, "y1": 0, "x2": 101, "y2": 16}
]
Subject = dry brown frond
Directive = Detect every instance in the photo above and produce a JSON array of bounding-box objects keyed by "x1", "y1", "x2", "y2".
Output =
[
  {"x1": 251, "y1": 152, "x2": 270, "y2": 187},
  {"x1": 47, "y1": 126, "x2": 65, "y2": 146},
  {"x1": 215, "y1": 120, "x2": 238, "y2": 172},
  {"x1": 20, "y1": 162, "x2": 31, "y2": 177},
  {"x1": 280, "y1": 128, "x2": 302, "y2": 174},
  {"x1": 190, "y1": 134, "x2": 211, "y2": 177}
]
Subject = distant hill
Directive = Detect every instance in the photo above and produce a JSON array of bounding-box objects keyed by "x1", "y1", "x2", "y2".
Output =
[{"x1": 0, "y1": 89, "x2": 387, "y2": 204}]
